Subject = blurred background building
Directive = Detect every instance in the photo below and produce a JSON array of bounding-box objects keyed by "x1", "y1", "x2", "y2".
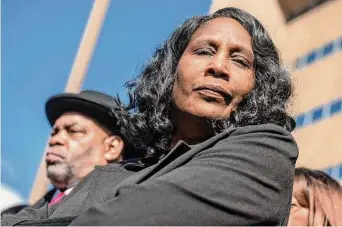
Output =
[{"x1": 210, "y1": 0, "x2": 342, "y2": 182}]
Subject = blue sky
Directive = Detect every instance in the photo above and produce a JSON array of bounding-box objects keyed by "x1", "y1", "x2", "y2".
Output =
[{"x1": 2, "y1": 0, "x2": 211, "y2": 200}]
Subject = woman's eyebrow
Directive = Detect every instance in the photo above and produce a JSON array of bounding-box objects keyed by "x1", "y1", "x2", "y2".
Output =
[
  {"x1": 192, "y1": 39, "x2": 254, "y2": 59},
  {"x1": 191, "y1": 38, "x2": 223, "y2": 49},
  {"x1": 191, "y1": 39, "x2": 211, "y2": 47}
]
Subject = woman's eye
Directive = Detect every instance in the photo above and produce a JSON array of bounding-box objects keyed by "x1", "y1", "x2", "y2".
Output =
[
  {"x1": 195, "y1": 49, "x2": 213, "y2": 56},
  {"x1": 233, "y1": 57, "x2": 250, "y2": 68}
]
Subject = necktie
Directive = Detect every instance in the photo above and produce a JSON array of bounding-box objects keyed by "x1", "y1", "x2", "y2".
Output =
[{"x1": 48, "y1": 191, "x2": 66, "y2": 206}]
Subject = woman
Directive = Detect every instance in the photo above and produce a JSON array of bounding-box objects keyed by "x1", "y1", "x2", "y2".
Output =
[
  {"x1": 3, "y1": 7, "x2": 298, "y2": 226},
  {"x1": 289, "y1": 168, "x2": 342, "y2": 226},
  {"x1": 71, "y1": 7, "x2": 298, "y2": 225},
  {"x1": 70, "y1": 7, "x2": 298, "y2": 226}
]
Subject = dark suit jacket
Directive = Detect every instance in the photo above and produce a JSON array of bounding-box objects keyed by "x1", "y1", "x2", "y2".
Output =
[
  {"x1": 2, "y1": 124, "x2": 298, "y2": 226},
  {"x1": 1, "y1": 188, "x2": 56, "y2": 218},
  {"x1": 32, "y1": 188, "x2": 57, "y2": 208}
]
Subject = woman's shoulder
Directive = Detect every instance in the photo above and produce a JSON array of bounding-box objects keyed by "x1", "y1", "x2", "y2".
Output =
[
  {"x1": 228, "y1": 123, "x2": 293, "y2": 135},
  {"x1": 208, "y1": 123, "x2": 298, "y2": 161},
  {"x1": 215, "y1": 123, "x2": 296, "y2": 141}
]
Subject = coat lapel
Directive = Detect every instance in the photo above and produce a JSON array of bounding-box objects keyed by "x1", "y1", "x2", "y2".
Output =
[{"x1": 32, "y1": 188, "x2": 57, "y2": 209}]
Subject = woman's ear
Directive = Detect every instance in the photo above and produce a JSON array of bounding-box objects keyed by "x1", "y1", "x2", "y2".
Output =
[{"x1": 104, "y1": 135, "x2": 124, "y2": 163}]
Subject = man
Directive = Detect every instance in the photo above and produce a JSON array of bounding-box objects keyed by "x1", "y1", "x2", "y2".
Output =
[{"x1": 3, "y1": 90, "x2": 133, "y2": 213}]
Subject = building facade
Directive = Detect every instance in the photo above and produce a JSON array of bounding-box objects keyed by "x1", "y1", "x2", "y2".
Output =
[{"x1": 210, "y1": 0, "x2": 342, "y2": 181}]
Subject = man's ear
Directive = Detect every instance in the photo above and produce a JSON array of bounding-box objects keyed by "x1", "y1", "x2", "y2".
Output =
[{"x1": 103, "y1": 135, "x2": 124, "y2": 163}]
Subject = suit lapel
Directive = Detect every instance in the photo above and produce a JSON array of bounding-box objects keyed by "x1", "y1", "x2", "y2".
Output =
[{"x1": 32, "y1": 188, "x2": 56, "y2": 209}]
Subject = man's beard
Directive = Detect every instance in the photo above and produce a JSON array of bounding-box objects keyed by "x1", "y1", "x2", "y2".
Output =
[{"x1": 46, "y1": 162, "x2": 73, "y2": 188}]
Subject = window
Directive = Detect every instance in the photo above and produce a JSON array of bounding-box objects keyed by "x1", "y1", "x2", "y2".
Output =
[
  {"x1": 324, "y1": 167, "x2": 332, "y2": 176},
  {"x1": 278, "y1": 0, "x2": 333, "y2": 22},
  {"x1": 312, "y1": 107, "x2": 323, "y2": 122},
  {"x1": 295, "y1": 57, "x2": 305, "y2": 69},
  {"x1": 338, "y1": 37, "x2": 342, "y2": 50},
  {"x1": 323, "y1": 165, "x2": 342, "y2": 180},
  {"x1": 294, "y1": 37, "x2": 341, "y2": 70},
  {"x1": 322, "y1": 42, "x2": 334, "y2": 57},
  {"x1": 295, "y1": 114, "x2": 306, "y2": 128},
  {"x1": 330, "y1": 99, "x2": 342, "y2": 115},
  {"x1": 306, "y1": 51, "x2": 317, "y2": 65},
  {"x1": 329, "y1": 165, "x2": 342, "y2": 180}
]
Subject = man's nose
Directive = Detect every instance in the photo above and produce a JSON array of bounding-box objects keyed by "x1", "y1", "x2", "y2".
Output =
[{"x1": 48, "y1": 130, "x2": 67, "y2": 146}]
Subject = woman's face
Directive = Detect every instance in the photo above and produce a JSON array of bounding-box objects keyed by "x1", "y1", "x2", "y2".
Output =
[
  {"x1": 288, "y1": 183, "x2": 309, "y2": 226},
  {"x1": 172, "y1": 17, "x2": 255, "y2": 120}
]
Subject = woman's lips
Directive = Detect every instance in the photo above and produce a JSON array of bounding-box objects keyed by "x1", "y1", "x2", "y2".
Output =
[
  {"x1": 194, "y1": 85, "x2": 232, "y2": 103},
  {"x1": 196, "y1": 89, "x2": 225, "y2": 99}
]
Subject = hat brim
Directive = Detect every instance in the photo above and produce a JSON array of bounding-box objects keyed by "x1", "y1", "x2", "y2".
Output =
[{"x1": 45, "y1": 94, "x2": 116, "y2": 131}]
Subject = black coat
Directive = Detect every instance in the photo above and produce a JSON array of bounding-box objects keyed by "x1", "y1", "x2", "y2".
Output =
[
  {"x1": 1, "y1": 187, "x2": 56, "y2": 218},
  {"x1": 2, "y1": 124, "x2": 298, "y2": 226},
  {"x1": 31, "y1": 188, "x2": 57, "y2": 209}
]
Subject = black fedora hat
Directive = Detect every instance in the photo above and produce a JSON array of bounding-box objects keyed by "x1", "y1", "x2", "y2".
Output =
[{"x1": 45, "y1": 90, "x2": 120, "y2": 134}]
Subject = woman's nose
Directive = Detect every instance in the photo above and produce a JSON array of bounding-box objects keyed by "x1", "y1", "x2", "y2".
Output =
[{"x1": 207, "y1": 55, "x2": 230, "y2": 79}]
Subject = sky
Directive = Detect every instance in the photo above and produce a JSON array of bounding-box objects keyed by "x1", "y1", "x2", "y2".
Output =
[{"x1": 2, "y1": 0, "x2": 212, "y2": 201}]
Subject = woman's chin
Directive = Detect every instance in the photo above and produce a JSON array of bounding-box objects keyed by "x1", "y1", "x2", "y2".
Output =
[{"x1": 189, "y1": 103, "x2": 231, "y2": 120}]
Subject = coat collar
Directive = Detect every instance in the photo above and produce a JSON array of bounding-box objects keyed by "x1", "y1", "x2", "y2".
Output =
[{"x1": 119, "y1": 128, "x2": 238, "y2": 185}]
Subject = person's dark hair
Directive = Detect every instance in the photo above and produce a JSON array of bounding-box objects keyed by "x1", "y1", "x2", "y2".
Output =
[
  {"x1": 293, "y1": 168, "x2": 342, "y2": 226},
  {"x1": 113, "y1": 7, "x2": 294, "y2": 159}
]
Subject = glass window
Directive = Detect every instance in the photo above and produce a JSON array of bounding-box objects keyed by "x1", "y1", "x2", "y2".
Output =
[
  {"x1": 322, "y1": 42, "x2": 334, "y2": 57},
  {"x1": 338, "y1": 37, "x2": 342, "y2": 50},
  {"x1": 312, "y1": 107, "x2": 323, "y2": 122},
  {"x1": 306, "y1": 51, "x2": 317, "y2": 65},
  {"x1": 295, "y1": 57, "x2": 305, "y2": 69},
  {"x1": 330, "y1": 166, "x2": 340, "y2": 179},
  {"x1": 325, "y1": 168, "x2": 332, "y2": 176},
  {"x1": 330, "y1": 99, "x2": 342, "y2": 115},
  {"x1": 278, "y1": 0, "x2": 333, "y2": 22},
  {"x1": 295, "y1": 114, "x2": 306, "y2": 128}
]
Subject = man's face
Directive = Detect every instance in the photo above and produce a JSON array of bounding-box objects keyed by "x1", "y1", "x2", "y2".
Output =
[{"x1": 45, "y1": 112, "x2": 110, "y2": 189}]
